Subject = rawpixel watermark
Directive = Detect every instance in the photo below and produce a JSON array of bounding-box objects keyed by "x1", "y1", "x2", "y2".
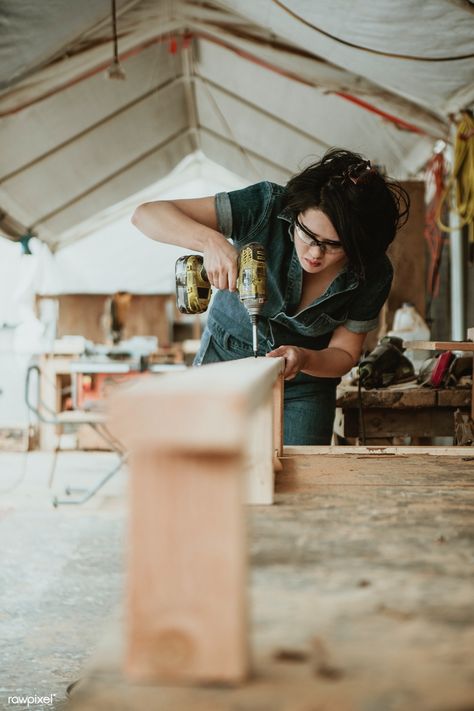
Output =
[{"x1": 8, "y1": 694, "x2": 56, "y2": 706}]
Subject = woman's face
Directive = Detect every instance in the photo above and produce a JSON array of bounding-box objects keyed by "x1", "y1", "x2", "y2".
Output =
[{"x1": 293, "y1": 208, "x2": 347, "y2": 274}]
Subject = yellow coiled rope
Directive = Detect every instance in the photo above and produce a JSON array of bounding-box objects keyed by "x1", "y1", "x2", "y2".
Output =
[{"x1": 437, "y1": 112, "x2": 474, "y2": 246}]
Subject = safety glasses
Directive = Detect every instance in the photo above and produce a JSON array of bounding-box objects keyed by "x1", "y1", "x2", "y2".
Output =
[{"x1": 293, "y1": 217, "x2": 344, "y2": 255}]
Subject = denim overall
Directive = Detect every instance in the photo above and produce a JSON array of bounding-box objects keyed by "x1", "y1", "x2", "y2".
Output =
[{"x1": 194, "y1": 182, "x2": 393, "y2": 445}]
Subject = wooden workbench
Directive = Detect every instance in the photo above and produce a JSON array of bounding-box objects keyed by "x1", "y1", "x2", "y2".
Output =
[
  {"x1": 335, "y1": 382, "x2": 471, "y2": 443},
  {"x1": 36, "y1": 350, "x2": 185, "y2": 451},
  {"x1": 405, "y1": 336, "x2": 474, "y2": 420},
  {"x1": 68, "y1": 447, "x2": 474, "y2": 711}
]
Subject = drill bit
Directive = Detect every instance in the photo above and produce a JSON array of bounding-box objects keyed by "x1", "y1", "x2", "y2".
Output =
[{"x1": 251, "y1": 316, "x2": 258, "y2": 358}]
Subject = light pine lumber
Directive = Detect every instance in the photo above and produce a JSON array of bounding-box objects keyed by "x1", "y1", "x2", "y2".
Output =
[
  {"x1": 272, "y1": 372, "x2": 284, "y2": 471},
  {"x1": 108, "y1": 357, "x2": 284, "y2": 453},
  {"x1": 244, "y1": 389, "x2": 275, "y2": 505},
  {"x1": 404, "y1": 340, "x2": 474, "y2": 351},
  {"x1": 282, "y1": 445, "x2": 474, "y2": 456},
  {"x1": 125, "y1": 448, "x2": 247, "y2": 684},
  {"x1": 67, "y1": 449, "x2": 474, "y2": 711},
  {"x1": 107, "y1": 356, "x2": 285, "y2": 686}
]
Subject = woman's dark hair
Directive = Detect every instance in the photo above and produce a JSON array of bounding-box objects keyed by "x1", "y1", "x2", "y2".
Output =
[{"x1": 283, "y1": 148, "x2": 410, "y2": 278}]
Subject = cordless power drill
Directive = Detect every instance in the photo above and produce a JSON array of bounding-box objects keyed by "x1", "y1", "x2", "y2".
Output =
[{"x1": 175, "y1": 242, "x2": 267, "y2": 357}]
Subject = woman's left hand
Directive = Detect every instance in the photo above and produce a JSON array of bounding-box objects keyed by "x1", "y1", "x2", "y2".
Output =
[{"x1": 266, "y1": 345, "x2": 306, "y2": 380}]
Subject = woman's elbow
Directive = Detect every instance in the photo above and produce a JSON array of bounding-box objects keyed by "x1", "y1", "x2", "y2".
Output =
[{"x1": 131, "y1": 202, "x2": 150, "y2": 230}]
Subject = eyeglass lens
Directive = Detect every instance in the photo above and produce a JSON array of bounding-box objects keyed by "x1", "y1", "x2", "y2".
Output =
[{"x1": 294, "y1": 221, "x2": 342, "y2": 254}]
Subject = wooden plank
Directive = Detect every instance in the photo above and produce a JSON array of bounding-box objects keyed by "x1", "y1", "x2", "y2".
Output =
[
  {"x1": 272, "y1": 372, "x2": 284, "y2": 467},
  {"x1": 336, "y1": 386, "x2": 436, "y2": 409},
  {"x1": 343, "y1": 407, "x2": 455, "y2": 438},
  {"x1": 436, "y1": 389, "x2": 471, "y2": 407},
  {"x1": 107, "y1": 357, "x2": 285, "y2": 686},
  {"x1": 338, "y1": 381, "x2": 472, "y2": 429},
  {"x1": 55, "y1": 410, "x2": 105, "y2": 424},
  {"x1": 126, "y1": 448, "x2": 247, "y2": 684},
  {"x1": 108, "y1": 357, "x2": 284, "y2": 453},
  {"x1": 283, "y1": 445, "x2": 474, "y2": 456},
  {"x1": 277, "y1": 451, "x2": 474, "y2": 491},
  {"x1": 67, "y1": 451, "x2": 474, "y2": 711},
  {"x1": 244, "y1": 389, "x2": 275, "y2": 505},
  {"x1": 404, "y1": 340, "x2": 474, "y2": 351},
  {"x1": 338, "y1": 387, "x2": 470, "y2": 409}
]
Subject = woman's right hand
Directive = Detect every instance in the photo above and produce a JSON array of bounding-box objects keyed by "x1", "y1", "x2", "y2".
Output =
[
  {"x1": 203, "y1": 235, "x2": 239, "y2": 292},
  {"x1": 131, "y1": 196, "x2": 239, "y2": 290}
]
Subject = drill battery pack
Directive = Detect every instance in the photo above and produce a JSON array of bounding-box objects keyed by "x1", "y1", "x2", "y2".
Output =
[{"x1": 175, "y1": 255, "x2": 212, "y2": 314}]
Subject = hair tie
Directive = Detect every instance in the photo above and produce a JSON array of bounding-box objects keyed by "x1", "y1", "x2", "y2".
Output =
[
  {"x1": 344, "y1": 160, "x2": 377, "y2": 185},
  {"x1": 324, "y1": 160, "x2": 377, "y2": 190}
]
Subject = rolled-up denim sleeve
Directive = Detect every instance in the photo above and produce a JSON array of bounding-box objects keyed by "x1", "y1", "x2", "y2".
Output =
[
  {"x1": 215, "y1": 192, "x2": 233, "y2": 238},
  {"x1": 215, "y1": 182, "x2": 273, "y2": 244},
  {"x1": 344, "y1": 260, "x2": 393, "y2": 333}
]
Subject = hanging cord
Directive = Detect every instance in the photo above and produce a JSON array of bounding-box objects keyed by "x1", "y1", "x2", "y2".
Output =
[
  {"x1": 357, "y1": 371, "x2": 366, "y2": 445},
  {"x1": 106, "y1": 0, "x2": 126, "y2": 79},
  {"x1": 424, "y1": 151, "x2": 448, "y2": 320},
  {"x1": 436, "y1": 112, "x2": 474, "y2": 251},
  {"x1": 271, "y1": 0, "x2": 474, "y2": 61}
]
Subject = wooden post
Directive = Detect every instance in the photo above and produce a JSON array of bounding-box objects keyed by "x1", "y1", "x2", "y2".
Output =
[
  {"x1": 126, "y1": 448, "x2": 247, "y2": 683},
  {"x1": 108, "y1": 357, "x2": 284, "y2": 684}
]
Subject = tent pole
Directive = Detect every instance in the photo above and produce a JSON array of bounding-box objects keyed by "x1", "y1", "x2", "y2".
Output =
[{"x1": 448, "y1": 127, "x2": 465, "y2": 340}]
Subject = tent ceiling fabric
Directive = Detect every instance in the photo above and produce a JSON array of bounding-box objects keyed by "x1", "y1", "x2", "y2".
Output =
[{"x1": 0, "y1": 0, "x2": 473, "y2": 251}]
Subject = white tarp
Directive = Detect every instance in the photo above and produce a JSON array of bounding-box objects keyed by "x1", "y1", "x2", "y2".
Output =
[
  {"x1": 0, "y1": 0, "x2": 472, "y2": 254},
  {"x1": 53, "y1": 152, "x2": 247, "y2": 293},
  {"x1": 0, "y1": 153, "x2": 246, "y2": 330}
]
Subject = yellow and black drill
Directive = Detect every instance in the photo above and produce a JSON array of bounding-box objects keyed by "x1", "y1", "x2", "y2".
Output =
[{"x1": 175, "y1": 242, "x2": 267, "y2": 357}]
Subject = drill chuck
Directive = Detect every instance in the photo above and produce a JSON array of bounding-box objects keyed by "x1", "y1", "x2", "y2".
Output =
[{"x1": 237, "y1": 243, "x2": 266, "y2": 356}]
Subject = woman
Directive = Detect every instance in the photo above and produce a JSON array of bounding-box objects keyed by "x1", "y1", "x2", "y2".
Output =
[{"x1": 132, "y1": 148, "x2": 409, "y2": 445}]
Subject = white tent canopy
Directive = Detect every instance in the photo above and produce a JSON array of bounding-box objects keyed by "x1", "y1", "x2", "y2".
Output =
[
  {"x1": 0, "y1": 152, "x2": 247, "y2": 330},
  {"x1": 53, "y1": 151, "x2": 247, "y2": 293},
  {"x1": 1, "y1": 0, "x2": 473, "y2": 252}
]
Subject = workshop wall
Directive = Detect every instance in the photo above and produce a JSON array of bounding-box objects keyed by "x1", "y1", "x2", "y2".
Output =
[
  {"x1": 365, "y1": 180, "x2": 425, "y2": 350},
  {"x1": 386, "y1": 181, "x2": 426, "y2": 325},
  {"x1": 36, "y1": 293, "x2": 173, "y2": 347}
]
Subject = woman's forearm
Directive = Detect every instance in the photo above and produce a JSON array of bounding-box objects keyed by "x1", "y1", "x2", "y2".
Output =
[
  {"x1": 131, "y1": 200, "x2": 223, "y2": 251},
  {"x1": 131, "y1": 199, "x2": 240, "y2": 290},
  {"x1": 300, "y1": 346, "x2": 355, "y2": 378}
]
